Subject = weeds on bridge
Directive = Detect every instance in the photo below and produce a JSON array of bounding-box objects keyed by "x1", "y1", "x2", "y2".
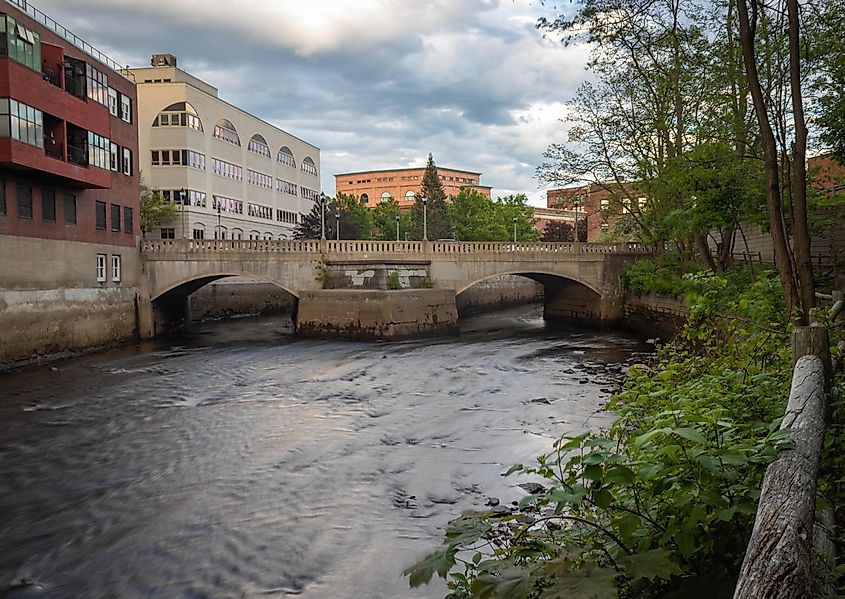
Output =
[{"x1": 405, "y1": 270, "x2": 794, "y2": 598}]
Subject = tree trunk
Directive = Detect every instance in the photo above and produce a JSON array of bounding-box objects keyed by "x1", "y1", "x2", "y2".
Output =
[
  {"x1": 786, "y1": 0, "x2": 816, "y2": 321},
  {"x1": 735, "y1": 0, "x2": 802, "y2": 321}
]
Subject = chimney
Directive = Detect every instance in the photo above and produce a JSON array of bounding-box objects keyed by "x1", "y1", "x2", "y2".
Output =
[{"x1": 151, "y1": 53, "x2": 177, "y2": 68}]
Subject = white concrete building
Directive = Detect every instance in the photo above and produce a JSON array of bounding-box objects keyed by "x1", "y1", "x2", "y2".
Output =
[{"x1": 130, "y1": 54, "x2": 320, "y2": 240}]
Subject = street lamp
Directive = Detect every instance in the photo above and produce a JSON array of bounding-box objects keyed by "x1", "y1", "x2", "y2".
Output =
[
  {"x1": 573, "y1": 198, "x2": 581, "y2": 243},
  {"x1": 335, "y1": 211, "x2": 340, "y2": 241},
  {"x1": 422, "y1": 196, "x2": 428, "y2": 241},
  {"x1": 179, "y1": 188, "x2": 186, "y2": 239},
  {"x1": 512, "y1": 215, "x2": 517, "y2": 244},
  {"x1": 319, "y1": 192, "x2": 326, "y2": 240},
  {"x1": 395, "y1": 214, "x2": 400, "y2": 241},
  {"x1": 216, "y1": 200, "x2": 222, "y2": 240}
]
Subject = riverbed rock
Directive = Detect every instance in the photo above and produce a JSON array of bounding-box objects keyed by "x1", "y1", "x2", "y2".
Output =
[
  {"x1": 486, "y1": 497, "x2": 500, "y2": 507},
  {"x1": 518, "y1": 482, "x2": 546, "y2": 495}
]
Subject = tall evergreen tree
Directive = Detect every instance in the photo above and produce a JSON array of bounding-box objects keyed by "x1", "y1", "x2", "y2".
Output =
[{"x1": 410, "y1": 153, "x2": 452, "y2": 240}]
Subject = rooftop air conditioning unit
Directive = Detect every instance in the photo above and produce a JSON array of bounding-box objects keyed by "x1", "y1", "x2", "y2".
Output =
[{"x1": 151, "y1": 53, "x2": 177, "y2": 68}]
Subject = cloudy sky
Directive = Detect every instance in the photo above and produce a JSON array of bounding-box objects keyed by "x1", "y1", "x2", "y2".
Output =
[{"x1": 34, "y1": 0, "x2": 589, "y2": 206}]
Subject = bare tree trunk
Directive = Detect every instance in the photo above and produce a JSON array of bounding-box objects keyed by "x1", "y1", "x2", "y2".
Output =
[
  {"x1": 787, "y1": 0, "x2": 816, "y2": 320},
  {"x1": 694, "y1": 234, "x2": 718, "y2": 271},
  {"x1": 736, "y1": 0, "x2": 802, "y2": 320}
]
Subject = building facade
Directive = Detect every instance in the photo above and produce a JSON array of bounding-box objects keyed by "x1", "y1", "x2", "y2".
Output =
[
  {"x1": 335, "y1": 166, "x2": 491, "y2": 209},
  {"x1": 0, "y1": 0, "x2": 141, "y2": 363},
  {"x1": 130, "y1": 54, "x2": 320, "y2": 241}
]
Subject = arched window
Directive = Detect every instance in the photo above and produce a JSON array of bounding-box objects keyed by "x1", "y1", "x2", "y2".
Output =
[
  {"x1": 249, "y1": 230, "x2": 260, "y2": 240},
  {"x1": 277, "y1": 146, "x2": 296, "y2": 168},
  {"x1": 300, "y1": 156, "x2": 317, "y2": 176},
  {"x1": 360, "y1": 193, "x2": 369, "y2": 203},
  {"x1": 231, "y1": 227, "x2": 244, "y2": 240},
  {"x1": 248, "y1": 134, "x2": 270, "y2": 158},
  {"x1": 152, "y1": 102, "x2": 203, "y2": 131},
  {"x1": 405, "y1": 191, "x2": 416, "y2": 202},
  {"x1": 381, "y1": 192, "x2": 392, "y2": 202},
  {"x1": 213, "y1": 119, "x2": 240, "y2": 146}
]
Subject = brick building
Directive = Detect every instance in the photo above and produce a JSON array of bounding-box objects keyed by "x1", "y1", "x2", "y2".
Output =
[
  {"x1": 335, "y1": 166, "x2": 491, "y2": 209},
  {"x1": 0, "y1": 0, "x2": 141, "y2": 363},
  {"x1": 547, "y1": 184, "x2": 617, "y2": 242}
]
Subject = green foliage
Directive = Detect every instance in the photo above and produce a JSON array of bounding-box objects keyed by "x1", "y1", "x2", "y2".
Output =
[
  {"x1": 387, "y1": 270, "x2": 401, "y2": 290},
  {"x1": 407, "y1": 270, "x2": 794, "y2": 597},
  {"x1": 294, "y1": 194, "x2": 372, "y2": 240},
  {"x1": 371, "y1": 197, "x2": 411, "y2": 240},
  {"x1": 620, "y1": 257, "x2": 702, "y2": 298},
  {"x1": 448, "y1": 190, "x2": 539, "y2": 242},
  {"x1": 314, "y1": 253, "x2": 331, "y2": 288},
  {"x1": 410, "y1": 153, "x2": 453, "y2": 240},
  {"x1": 139, "y1": 181, "x2": 177, "y2": 237}
]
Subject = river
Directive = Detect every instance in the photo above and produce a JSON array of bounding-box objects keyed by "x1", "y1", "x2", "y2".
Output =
[{"x1": 0, "y1": 305, "x2": 650, "y2": 599}]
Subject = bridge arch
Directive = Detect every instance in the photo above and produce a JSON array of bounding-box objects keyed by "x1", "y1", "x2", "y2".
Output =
[
  {"x1": 152, "y1": 272, "x2": 301, "y2": 303},
  {"x1": 455, "y1": 270, "x2": 601, "y2": 297}
]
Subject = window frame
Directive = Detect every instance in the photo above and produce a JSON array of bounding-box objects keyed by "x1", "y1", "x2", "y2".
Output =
[
  {"x1": 96, "y1": 254, "x2": 106, "y2": 282},
  {"x1": 111, "y1": 254, "x2": 121, "y2": 282}
]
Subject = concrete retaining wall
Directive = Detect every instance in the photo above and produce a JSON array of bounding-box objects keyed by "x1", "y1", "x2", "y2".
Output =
[
  {"x1": 624, "y1": 293, "x2": 688, "y2": 340},
  {"x1": 0, "y1": 235, "x2": 141, "y2": 365},
  {"x1": 456, "y1": 275, "x2": 543, "y2": 315},
  {"x1": 189, "y1": 277, "x2": 295, "y2": 320},
  {"x1": 296, "y1": 288, "x2": 458, "y2": 340}
]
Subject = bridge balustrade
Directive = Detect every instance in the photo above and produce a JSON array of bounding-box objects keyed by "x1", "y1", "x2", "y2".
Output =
[{"x1": 141, "y1": 239, "x2": 650, "y2": 256}]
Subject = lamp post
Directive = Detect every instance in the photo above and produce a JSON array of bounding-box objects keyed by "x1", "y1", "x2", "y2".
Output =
[
  {"x1": 422, "y1": 196, "x2": 428, "y2": 241},
  {"x1": 179, "y1": 188, "x2": 186, "y2": 239},
  {"x1": 335, "y1": 211, "x2": 340, "y2": 241},
  {"x1": 512, "y1": 215, "x2": 517, "y2": 244},
  {"x1": 395, "y1": 214, "x2": 400, "y2": 241},
  {"x1": 573, "y1": 198, "x2": 580, "y2": 243},
  {"x1": 216, "y1": 200, "x2": 222, "y2": 240},
  {"x1": 319, "y1": 192, "x2": 326, "y2": 240}
]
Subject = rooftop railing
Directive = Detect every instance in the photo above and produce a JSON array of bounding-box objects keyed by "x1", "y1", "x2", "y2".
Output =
[{"x1": 3, "y1": 0, "x2": 134, "y2": 81}]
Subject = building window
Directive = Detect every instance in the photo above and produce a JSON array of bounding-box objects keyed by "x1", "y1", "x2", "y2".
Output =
[
  {"x1": 247, "y1": 169, "x2": 272, "y2": 189},
  {"x1": 16, "y1": 183, "x2": 32, "y2": 219},
  {"x1": 213, "y1": 119, "x2": 240, "y2": 146},
  {"x1": 120, "y1": 94, "x2": 132, "y2": 123},
  {"x1": 95, "y1": 200, "x2": 106, "y2": 229},
  {"x1": 405, "y1": 191, "x2": 416, "y2": 202},
  {"x1": 153, "y1": 103, "x2": 203, "y2": 131},
  {"x1": 0, "y1": 179, "x2": 5, "y2": 215},
  {"x1": 211, "y1": 158, "x2": 242, "y2": 180},
  {"x1": 41, "y1": 189, "x2": 56, "y2": 222},
  {"x1": 0, "y1": 99, "x2": 44, "y2": 148},
  {"x1": 248, "y1": 134, "x2": 271, "y2": 158},
  {"x1": 122, "y1": 147, "x2": 132, "y2": 176},
  {"x1": 360, "y1": 193, "x2": 369, "y2": 203},
  {"x1": 301, "y1": 157, "x2": 318, "y2": 176},
  {"x1": 247, "y1": 203, "x2": 273, "y2": 220},
  {"x1": 96, "y1": 254, "x2": 106, "y2": 282},
  {"x1": 107, "y1": 88, "x2": 118, "y2": 117},
  {"x1": 160, "y1": 189, "x2": 206, "y2": 208},
  {"x1": 111, "y1": 255, "x2": 121, "y2": 282},
  {"x1": 300, "y1": 187, "x2": 318, "y2": 201},
  {"x1": 63, "y1": 193, "x2": 76, "y2": 225},
  {"x1": 110, "y1": 142, "x2": 119, "y2": 171},
  {"x1": 192, "y1": 228, "x2": 204, "y2": 240},
  {"x1": 86, "y1": 63, "x2": 109, "y2": 106},
  {"x1": 150, "y1": 149, "x2": 204, "y2": 170},
  {"x1": 110, "y1": 203, "x2": 120, "y2": 231},
  {"x1": 380, "y1": 192, "x2": 392, "y2": 203},
  {"x1": 160, "y1": 227, "x2": 175, "y2": 239},
  {"x1": 212, "y1": 195, "x2": 243, "y2": 214},
  {"x1": 1, "y1": 16, "x2": 41, "y2": 72},
  {"x1": 123, "y1": 207, "x2": 133, "y2": 234},
  {"x1": 276, "y1": 179, "x2": 297, "y2": 195},
  {"x1": 87, "y1": 131, "x2": 110, "y2": 170},
  {"x1": 277, "y1": 146, "x2": 296, "y2": 168}
]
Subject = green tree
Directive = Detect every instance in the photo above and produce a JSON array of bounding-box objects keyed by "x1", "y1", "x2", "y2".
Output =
[
  {"x1": 336, "y1": 193, "x2": 373, "y2": 240},
  {"x1": 448, "y1": 188, "x2": 498, "y2": 240},
  {"x1": 370, "y1": 197, "x2": 411, "y2": 240},
  {"x1": 494, "y1": 194, "x2": 539, "y2": 242},
  {"x1": 541, "y1": 220, "x2": 575, "y2": 242},
  {"x1": 293, "y1": 194, "x2": 372, "y2": 240},
  {"x1": 139, "y1": 180, "x2": 176, "y2": 238},
  {"x1": 410, "y1": 153, "x2": 452, "y2": 240}
]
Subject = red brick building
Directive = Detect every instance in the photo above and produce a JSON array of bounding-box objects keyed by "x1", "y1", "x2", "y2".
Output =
[
  {"x1": 547, "y1": 184, "x2": 617, "y2": 242},
  {"x1": 0, "y1": 0, "x2": 141, "y2": 363},
  {"x1": 335, "y1": 166, "x2": 492, "y2": 209}
]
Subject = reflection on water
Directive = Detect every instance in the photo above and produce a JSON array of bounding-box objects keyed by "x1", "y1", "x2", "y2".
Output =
[{"x1": 0, "y1": 305, "x2": 650, "y2": 598}]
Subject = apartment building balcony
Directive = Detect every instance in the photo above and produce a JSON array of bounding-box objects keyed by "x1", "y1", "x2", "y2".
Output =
[{"x1": 0, "y1": 135, "x2": 110, "y2": 188}]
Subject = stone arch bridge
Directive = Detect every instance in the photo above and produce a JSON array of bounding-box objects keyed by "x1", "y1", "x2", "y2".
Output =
[{"x1": 139, "y1": 239, "x2": 649, "y2": 339}]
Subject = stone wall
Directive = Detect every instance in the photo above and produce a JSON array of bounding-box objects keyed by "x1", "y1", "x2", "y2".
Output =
[
  {"x1": 0, "y1": 235, "x2": 141, "y2": 365},
  {"x1": 189, "y1": 277, "x2": 295, "y2": 320},
  {"x1": 624, "y1": 293, "x2": 688, "y2": 340},
  {"x1": 296, "y1": 289, "x2": 458, "y2": 340},
  {"x1": 456, "y1": 275, "x2": 543, "y2": 315}
]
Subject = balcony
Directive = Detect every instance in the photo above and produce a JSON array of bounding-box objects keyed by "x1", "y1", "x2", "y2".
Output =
[{"x1": 0, "y1": 137, "x2": 110, "y2": 189}]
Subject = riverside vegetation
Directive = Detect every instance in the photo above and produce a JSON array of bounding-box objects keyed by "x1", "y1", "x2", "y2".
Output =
[{"x1": 405, "y1": 262, "x2": 845, "y2": 598}]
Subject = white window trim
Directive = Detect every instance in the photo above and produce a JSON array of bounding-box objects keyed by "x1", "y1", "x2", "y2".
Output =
[
  {"x1": 122, "y1": 148, "x2": 132, "y2": 176},
  {"x1": 111, "y1": 255, "x2": 121, "y2": 282},
  {"x1": 96, "y1": 254, "x2": 106, "y2": 282},
  {"x1": 107, "y1": 88, "x2": 118, "y2": 117}
]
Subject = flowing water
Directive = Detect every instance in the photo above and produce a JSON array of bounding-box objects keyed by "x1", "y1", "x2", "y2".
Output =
[{"x1": 0, "y1": 305, "x2": 650, "y2": 599}]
